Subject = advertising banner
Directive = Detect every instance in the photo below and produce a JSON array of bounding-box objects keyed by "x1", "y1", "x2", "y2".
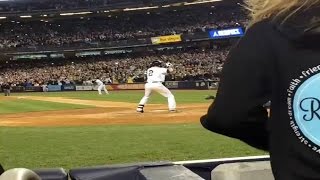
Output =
[
  {"x1": 194, "y1": 81, "x2": 209, "y2": 90},
  {"x1": 177, "y1": 81, "x2": 209, "y2": 90},
  {"x1": 117, "y1": 83, "x2": 145, "y2": 90},
  {"x1": 11, "y1": 86, "x2": 25, "y2": 92},
  {"x1": 47, "y1": 85, "x2": 62, "y2": 92},
  {"x1": 104, "y1": 49, "x2": 133, "y2": 55},
  {"x1": 151, "y1": 35, "x2": 181, "y2": 44},
  {"x1": 62, "y1": 85, "x2": 76, "y2": 91},
  {"x1": 25, "y1": 86, "x2": 43, "y2": 92},
  {"x1": 76, "y1": 85, "x2": 93, "y2": 91},
  {"x1": 209, "y1": 27, "x2": 244, "y2": 39},
  {"x1": 177, "y1": 81, "x2": 195, "y2": 89},
  {"x1": 164, "y1": 81, "x2": 179, "y2": 89},
  {"x1": 92, "y1": 85, "x2": 113, "y2": 90}
]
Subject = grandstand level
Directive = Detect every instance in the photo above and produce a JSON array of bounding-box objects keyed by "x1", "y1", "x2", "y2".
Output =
[
  {"x1": 0, "y1": 1, "x2": 273, "y2": 180},
  {"x1": 0, "y1": 0, "x2": 246, "y2": 87}
]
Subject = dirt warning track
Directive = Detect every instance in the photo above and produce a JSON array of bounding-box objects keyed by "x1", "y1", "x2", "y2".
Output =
[{"x1": 0, "y1": 96, "x2": 210, "y2": 127}]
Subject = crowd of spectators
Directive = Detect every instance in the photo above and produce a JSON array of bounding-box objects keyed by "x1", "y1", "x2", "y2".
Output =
[
  {"x1": 0, "y1": 0, "x2": 111, "y2": 12},
  {"x1": 0, "y1": 49, "x2": 228, "y2": 87},
  {"x1": 0, "y1": 2, "x2": 243, "y2": 87},
  {"x1": 0, "y1": 6, "x2": 247, "y2": 49}
]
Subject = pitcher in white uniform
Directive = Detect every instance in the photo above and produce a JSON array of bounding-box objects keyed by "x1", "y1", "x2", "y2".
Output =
[
  {"x1": 136, "y1": 61, "x2": 176, "y2": 113},
  {"x1": 95, "y1": 78, "x2": 109, "y2": 95}
]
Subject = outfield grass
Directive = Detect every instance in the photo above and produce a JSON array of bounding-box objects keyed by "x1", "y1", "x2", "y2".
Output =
[
  {"x1": 0, "y1": 124, "x2": 266, "y2": 169},
  {"x1": 14, "y1": 90, "x2": 216, "y2": 104},
  {"x1": 0, "y1": 99, "x2": 92, "y2": 114}
]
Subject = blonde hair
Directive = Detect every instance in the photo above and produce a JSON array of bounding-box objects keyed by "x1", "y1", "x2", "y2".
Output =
[{"x1": 246, "y1": 0, "x2": 320, "y2": 26}]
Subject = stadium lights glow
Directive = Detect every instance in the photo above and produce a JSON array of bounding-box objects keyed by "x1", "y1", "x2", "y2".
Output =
[
  {"x1": 170, "y1": 2, "x2": 184, "y2": 6},
  {"x1": 103, "y1": 10, "x2": 110, "y2": 13},
  {"x1": 0, "y1": 17, "x2": 7, "y2": 19},
  {"x1": 41, "y1": 14, "x2": 48, "y2": 17},
  {"x1": 184, "y1": 0, "x2": 222, "y2": 5},
  {"x1": 20, "y1": 15, "x2": 32, "y2": 18},
  {"x1": 162, "y1": 5, "x2": 171, "y2": 7},
  {"x1": 123, "y1": 6, "x2": 159, "y2": 11},
  {"x1": 60, "y1": 11, "x2": 93, "y2": 16}
]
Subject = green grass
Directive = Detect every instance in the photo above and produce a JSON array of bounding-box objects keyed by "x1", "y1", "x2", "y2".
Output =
[
  {"x1": 0, "y1": 124, "x2": 266, "y2": 170},
  {"x1": 14, "y1": 90, "x2": 216, "y2": 104},
  {"x1": 0, "y1": 99, "x2": 93, "y2": 114},
  {"x1": 0, "y1": 90, "x2": 251, "y2": 170}
]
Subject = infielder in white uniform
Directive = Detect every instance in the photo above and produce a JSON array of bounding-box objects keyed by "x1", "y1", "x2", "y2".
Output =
[
  {"x1": 136, "y1": 61, "x2": 176, "y2": 113},
  {"x1": 95, "y1": 78, "x2": 109, "y2": 95}
]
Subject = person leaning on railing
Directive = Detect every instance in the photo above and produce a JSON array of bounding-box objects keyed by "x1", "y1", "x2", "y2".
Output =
[{"x1": 200, "y1": 1, "x2": 320, "y2": 180}]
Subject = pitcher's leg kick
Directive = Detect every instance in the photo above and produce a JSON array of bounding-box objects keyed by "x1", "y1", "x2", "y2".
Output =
[
  {"x1": 137, "y1": 84, "x2": 152, "y2": 113},
  {"x1": 137, "y1": 83, "x2": 176, "y2": 113}
]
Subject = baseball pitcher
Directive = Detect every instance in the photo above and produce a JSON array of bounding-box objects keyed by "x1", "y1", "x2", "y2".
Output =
[{"x1": 136, "y1": 61, "x2": 176, "y2": 113}]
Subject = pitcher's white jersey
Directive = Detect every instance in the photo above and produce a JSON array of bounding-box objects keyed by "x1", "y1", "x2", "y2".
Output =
[
  {"x1": 146, "y1": 67, "x2": 167, "y2": 83},
  {"x1": 137, "y1": 65, "x2": 176, "y2": 113},
  {"x1": 95, "y1": 79, "x2": 103, "y2": 86}
]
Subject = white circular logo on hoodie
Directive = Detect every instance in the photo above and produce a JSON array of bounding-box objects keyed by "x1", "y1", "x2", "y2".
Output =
[{"x1": 293, "y1": 73, "x2": 320, "y2": 148}]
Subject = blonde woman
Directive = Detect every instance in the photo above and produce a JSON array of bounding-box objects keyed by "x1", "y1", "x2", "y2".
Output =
[{"x1": 201, "y1": 1, "x2": 320, "y2": 179}]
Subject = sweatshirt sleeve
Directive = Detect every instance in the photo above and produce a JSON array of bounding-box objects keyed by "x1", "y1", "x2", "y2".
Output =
[{"x1": 200, "y1": 22, "x2": 273, "y2": 151}]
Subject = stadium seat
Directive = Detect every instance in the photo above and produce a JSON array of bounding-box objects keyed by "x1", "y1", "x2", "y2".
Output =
[
  {"x1": 32, "y1": 168, "x2": 68, "y2": 180},
  {"x1": 69, "y1": 161, "x2": 173, "y2": 180},
  {"x1": 69, "y1": 161, "x2": 205, "y2": 180},
  {"x1": 140, "y1": 164, "x2": 204, "y2": 180},
  {"x1": 70, "y1": 165, "x2": 145, "y2": 180},
  {"x1": 69, "y1": 161, "x2": 175, "y2": 180},
  {"x1": 211, "y1": 161, "x2": 274, "y2": 180}
]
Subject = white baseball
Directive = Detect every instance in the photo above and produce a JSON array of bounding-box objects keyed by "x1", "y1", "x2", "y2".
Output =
[{"x1": 166, "y1": 62, "x2": 172, "y2": 67}]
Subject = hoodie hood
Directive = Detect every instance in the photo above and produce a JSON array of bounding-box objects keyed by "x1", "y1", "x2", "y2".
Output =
[{"x1": 274, "y1": 7, "x2": 320, "y2": 48}]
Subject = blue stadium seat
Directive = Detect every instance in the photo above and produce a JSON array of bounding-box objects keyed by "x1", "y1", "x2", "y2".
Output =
[{"x1": 32, "y1": 168, "x2": 68, "y2": 180}]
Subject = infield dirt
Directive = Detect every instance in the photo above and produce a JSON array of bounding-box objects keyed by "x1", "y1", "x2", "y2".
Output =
[{"x1": 0, "y1": 96, "x2": 210, "y2": 127}]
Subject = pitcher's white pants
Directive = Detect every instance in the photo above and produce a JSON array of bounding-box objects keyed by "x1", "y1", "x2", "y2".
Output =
[
  {"x1": 98, "y1": 84, "x2": 109, "y2": 95},
  {"x1": 138, "y1": 82, "x2": 176, "y2": 110}
]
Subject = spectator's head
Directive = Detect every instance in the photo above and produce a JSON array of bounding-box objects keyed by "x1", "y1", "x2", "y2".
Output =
[{"x1": 246, "y1": 0, "x2": 320, "y2": 26}]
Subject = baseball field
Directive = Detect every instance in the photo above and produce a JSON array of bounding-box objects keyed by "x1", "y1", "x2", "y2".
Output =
[{"x1": 0, "y1": 90, "x2": 266, "y2": 170}]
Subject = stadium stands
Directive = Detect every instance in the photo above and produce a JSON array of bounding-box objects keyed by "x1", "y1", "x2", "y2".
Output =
[
  {"x1": 0, "y1": 50, "x2": 226, "y2": 86},
  {"x1": 0, "y1": 0, "x2": 246, "y2": 89},
  {"x1": 0, "y1": 6, "x2": 247, "y2": 50},
  {"x1": 0, "y1": 1, "x2": 273, "y2": 180}
]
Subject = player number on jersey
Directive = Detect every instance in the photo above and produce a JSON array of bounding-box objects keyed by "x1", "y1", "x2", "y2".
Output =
[{"x1": 148, "y1": 70, "x2": 153, "y2": 76}]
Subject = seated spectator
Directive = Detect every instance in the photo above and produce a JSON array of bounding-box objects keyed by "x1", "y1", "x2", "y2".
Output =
[
  {"x1": 0, "y1": 49, "x2": 228, "y2": 86},
  {"x1": 0, "y1": 5, "x2": 247, "y2": 49},
  {"x1": 200, "y1": 0, "x2": 320, "y2": 179}
]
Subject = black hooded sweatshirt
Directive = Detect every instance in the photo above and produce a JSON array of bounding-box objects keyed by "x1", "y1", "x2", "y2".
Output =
[{"x1": 200, "y1": 8, "x2": 320, "y2": 180}]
